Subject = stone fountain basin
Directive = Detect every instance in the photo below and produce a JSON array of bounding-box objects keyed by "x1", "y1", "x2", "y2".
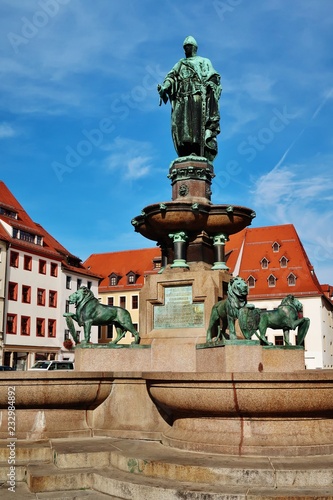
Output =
[
  {"x1": 145, "y1": 371, "x2": 333, "y2": 456},
  {"x1": 0, "y1": 371, "x2": 113, "y2": 410},
  {"x1": 146, "y1": 371, "x2": 333, "y2": 416},
  {"x1": 133, "y1": 202, "x2": 255, "y2": 242}
]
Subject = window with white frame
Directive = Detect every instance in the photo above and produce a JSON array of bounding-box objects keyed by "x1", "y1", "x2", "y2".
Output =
[
  {"x1": 280, "y1": 256, "x2": 288, "y2": 268},
  {"x1": 66, "y1": 276, "x2": 72, "y2": 289},
  {"x1": 247, "y1": 276, "x2": 256, "y2": 288},
  {"x1": 261, "y1": 257, "x2": 269, "y2": 269},
  {"x1": 287, "y1": 273, "x2": 297, "y2": 286},
  {"x1": 109, "y1": 273, "x2": 120, "y2": 286},
  {"x1": 268, "y1": 274, "x2": 277, "y2": 287}
]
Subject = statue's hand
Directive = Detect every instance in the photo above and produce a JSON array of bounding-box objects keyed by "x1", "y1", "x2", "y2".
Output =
[{"x1": 157, "y1": 84, "x2": 169, "y2": 105}]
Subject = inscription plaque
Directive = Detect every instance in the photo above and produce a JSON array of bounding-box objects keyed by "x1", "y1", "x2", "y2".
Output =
[{"x1": 154, "y1": 285, "x2": 204, "y2": 329}]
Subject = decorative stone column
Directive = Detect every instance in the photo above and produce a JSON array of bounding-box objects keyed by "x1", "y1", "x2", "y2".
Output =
[
  {"x1": 168, "y1": 156, "x2": 215, "y2": 203},
  {"x1": 157, "y1": 242, "x2": 168, "y2": 273},
  {"x1": 211, "y1": 233, "x2": 229, "y2": 270},
  {"x1": 169, "y1": 231, "x2": 189, "y2": 268}
]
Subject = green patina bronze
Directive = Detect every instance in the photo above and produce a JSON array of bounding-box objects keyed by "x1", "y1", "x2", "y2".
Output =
[
  {"x1": 238, "y1": 304, "x2": 263, "y2": 341},
  {"x1": 206, "y1": 276, "x2": 270, "y2": 344},
  {"x1": 258, "y1": 294, "x2": 310, "y2": 346},
  {"x1": 206, "y1": 278, "x2": 310, "y2": 347},
  {"x1": 158, "y1": 36, "x2": 221, "y2": 161},
  {"x1": 63, "y1": 286, "x2": 140, "y2": 346},
  {"x1": 206, "y1": 276, "x2": 249, "y2": 342}
]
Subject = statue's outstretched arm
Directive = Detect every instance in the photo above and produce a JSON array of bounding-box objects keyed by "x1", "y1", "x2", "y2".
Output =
[
  {"x1": 157, "y1": 61, "x2": 180, "y2": 105},
  {"x1": 158, "y1": 83, "x2": 169, "y2": 105}
]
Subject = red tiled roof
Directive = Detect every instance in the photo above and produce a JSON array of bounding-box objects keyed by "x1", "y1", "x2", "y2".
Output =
[
  {"x1": 84, "y1": 247, "x2": 161, "y2": 291},
  {"x1": 0, "y1": 181, "x2": 37, "y2": 229},
  {"x1": 0, "y1": 223, "x2": 11, "y2": 242},
  {"x1": 0, "y1": 181, "x2": 99, "y2": 279},
  {"x1": 226, "y1": 224, "x2": 323, "y2": 299},
  {"x1": 37, "y1": 223, "x2": 102, "y2": 279},
  {"x1": 225, "y1": 229, "x2": 245, "y2": 272},
  {"x1": 321, "y1": 284, "x2": 333, "y2": 304}
]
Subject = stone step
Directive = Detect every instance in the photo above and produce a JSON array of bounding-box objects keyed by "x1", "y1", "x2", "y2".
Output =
[
  {"x1": 52, "y1": 436, "x2": 114, "y2": 468},
  {"x1": 3, "y1": 437, "x2": 333, "y2": 498},
  {"x1": 0, "y1": 481, "x2": 122, "y2": 499},
  {"x1": 0, "y1": 464, "x2": 26, "y2": 481},
  {"x1": 0, "y1": 439, "x2": 53, "y2": 483},
  {"x1": 25, "y1": 461, "x2": 333, "y2": 500},
  {"x1": 246, "y1": 489, "x2": 333, "y2": 500},
  {"x1": 52, "y1": 437, "x2": 333, "y2": 489},
  {"x1": 27, "y1": 463, "x2": 91, "y2": 493},
  {"x1": 0, "y1": 439, "x2": 52, "y2": 463}
]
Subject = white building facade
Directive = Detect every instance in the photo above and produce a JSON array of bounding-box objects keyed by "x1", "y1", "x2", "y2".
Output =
[
  {"x1": 3, "y1": 243, "x2": 99, "y2": 370},
  {"x1": 0, "y1": 181, "x2": 100, "y2": 369},
  {"x1": 248, "y1": 295, "x2": 333, "y2": 370}
]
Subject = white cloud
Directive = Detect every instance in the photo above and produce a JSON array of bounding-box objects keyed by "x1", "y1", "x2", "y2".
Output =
[
  {"x1": 0, "y1": 2, "x2": 154, "y2": 117},
  {"x1": 254, "y1": 163, "x2": 333, "y2": 208},
  {"x1": 126, "y1": 156, "x2": 150, "y2": 180},
  {"x1": 227, "y1": 74, "x2": 277, "y2": 104},
  {"x1": 252, "y1": 157, "x2": 333, "y2": 282},
  {"x1": 0, "y1": 123, "x2": 16, "y2": 139},
  {"x1": 102, "y1": 137, "x2": 153, "y2": 180}
]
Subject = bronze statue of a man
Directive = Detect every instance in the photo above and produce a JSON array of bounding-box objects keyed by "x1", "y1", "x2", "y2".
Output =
[{"x1": 158, "y1": 36, "x2": 222, "y2": 162}]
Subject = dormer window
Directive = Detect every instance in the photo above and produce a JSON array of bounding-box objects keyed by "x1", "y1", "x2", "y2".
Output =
[
  {"x1": 0, "y1": 206, "x2": 17, "y2": 219},
  {"x1": 287, "y1": 273, "x2": 297, "y2": 286},
  {"x1": 268, "y1": 274, "x2": 277, "y2": 287},
  {"x1": 109, "y1": 273, "x2": 120, "y2": 286},
  {"x1": 11, "y1": 227, "x2": 43, "y2": 245},
  {"x1": 280, "y1": 256, "x2": 288, "y2": 268},
  {"x1": 272, "y1": 241, "x2": 280, "y2": 253},
  {"x1": 247, "y1": 275, "x2": 256, "y2": 288},
  {"x1": 153, "y1": 257, "x2": 162, "y2": 269},
  {"x1": 20, "y1": 230, "x2": 35, "y2": 243},
  {"x1": 127, "y1": 271, "x2": 137, "y2": 285},
  {"x1": 261, "y1": 257, "x2": 269, "y2": 269}
]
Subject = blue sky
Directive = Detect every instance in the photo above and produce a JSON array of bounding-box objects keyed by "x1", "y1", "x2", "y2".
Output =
[{"x1": 1, "y1": 0, "x2": 333, "y2": 283}]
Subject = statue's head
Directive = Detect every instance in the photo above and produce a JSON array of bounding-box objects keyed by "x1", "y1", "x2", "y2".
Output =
[
  {"x1": 183, "y1": 36, "x2": 198, "y2": 57},
  {"x1": 183, "y1": 36, "x2": 198, "y2": 48}
]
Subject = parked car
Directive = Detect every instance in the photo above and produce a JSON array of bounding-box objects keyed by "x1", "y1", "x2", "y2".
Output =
[
  {"x1": 0, "y1": 365, "x2": 14, "y2": 371},
  {"x1": 29, "y1": 361, "x2": 74, "y2": 371}
]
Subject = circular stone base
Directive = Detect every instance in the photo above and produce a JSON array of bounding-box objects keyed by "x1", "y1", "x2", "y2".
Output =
[
  {"x1": 161, "y1": 416, "x2": 333, "y2": 456},
  {"x1": 147, "y1": 371, "x2": 333, "y2": 457}
]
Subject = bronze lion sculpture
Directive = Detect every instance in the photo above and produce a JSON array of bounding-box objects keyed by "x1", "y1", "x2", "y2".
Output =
[
  {"x1": 63, "y1": 286, "x2": 140, "y2": 345},
  {"x1": 206, "y1": 276, "x2": 248, "y2": 342},
  {"x1": 258, "y1": 294, "x2": 310, "y2": 346}
]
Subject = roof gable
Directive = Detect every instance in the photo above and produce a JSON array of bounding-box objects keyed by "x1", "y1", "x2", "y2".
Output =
[
  {"x1": 226, "y1": 224, "x2": 324, "y2": 298},
  {"x1": 84, "y1": 247, "x2": 161, "y2": 290},
  {"x1": 0, "y1": 181, "x2": 98, "y2": 278}
]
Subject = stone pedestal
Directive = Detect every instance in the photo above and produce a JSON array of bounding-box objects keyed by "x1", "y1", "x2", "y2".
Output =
[
  {"x1": 74, "y1": 341, "x2": 306, "y2": 373},
  {"x1": 168, "y1": 156, "x2": 214, "y2": 203},
  {"x1": 75, "y1": 264, "x2": 306, "y2": 374},
  {"x1": 139, "y1": 264, "x2": 229, "y2": 341},
  {"x1": 196, "y1": 343, "x2": 305, "y2": 372}
]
